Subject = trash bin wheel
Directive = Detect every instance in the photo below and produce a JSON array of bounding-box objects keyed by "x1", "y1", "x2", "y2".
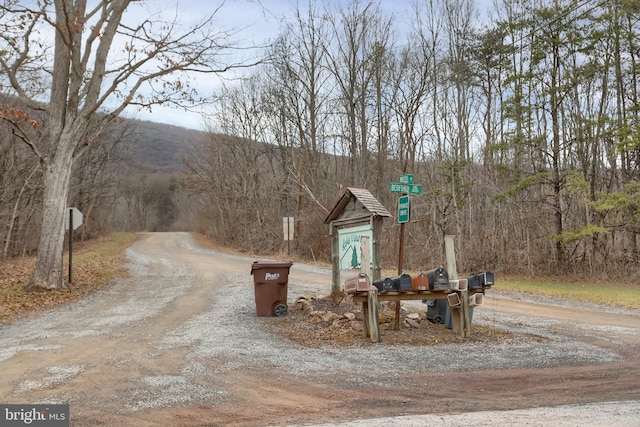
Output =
[
  {"x1": 433, "y1": 314, "x2": 442, "y2": 324},
  {"x1": 274, "y1": 303, "x2": 288, "y2": 317}
]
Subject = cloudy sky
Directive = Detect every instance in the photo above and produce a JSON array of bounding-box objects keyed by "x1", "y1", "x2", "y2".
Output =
[
  {"x1": 118, "y1": 0, "x2": 427, "y2": 130},
  {"x1": 121, "y1": 0, "x2": 489, "y2": 130}
]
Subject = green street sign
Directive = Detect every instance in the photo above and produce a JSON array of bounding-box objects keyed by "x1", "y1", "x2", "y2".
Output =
[
  {"x1": 398, "y1": 195, "x2": 410, "y2": 223},
  {"x1": 399, "y1": 174, "x2": 414, "y2": 184},
  {"x1": 390, "y1": 183, "x2": 422, "y2": 195}
]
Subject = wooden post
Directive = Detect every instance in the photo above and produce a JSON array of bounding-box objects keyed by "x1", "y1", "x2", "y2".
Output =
[
  {"x1": 446, "y1": 292, "x2": 462, "y2": 334},
  {"x1": 360, "y1": 235, "x2": 381, "y2": 341},
  {"x1": 448, "y1": 309, "x2": 458, "y2": 334},
  {"x1": 445, "y1": 235, "x2": 470, "y2": 338},
  {"x1": 362, "y1": 300, "x2": 369, "y2": 338},
  {"x1": 444, "y1": 235, "x2": 458, "y2": 279},
  {"x1": 367, "y1": 288, "x2": 380, "y2": 343},
  {"x1": 460, "y1": 289, "x2": 471, "y2": 338},
  {"x1": 372, "y1": 218, "x2": 383, "y2": 282},
  {"x1": 393, "y1": 301, "x2": 401, "y2": 330},
  {"x1": 361, "y1": 236, "x2": 372, "y2": 278},
  {"x1": 330, "y1": 224, "x2": 340, "y2": 294}
]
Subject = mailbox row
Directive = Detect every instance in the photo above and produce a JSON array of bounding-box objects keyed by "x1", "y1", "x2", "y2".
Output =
[{"x1": 344, "y1": 267, "x2": 494, "y2": 293}]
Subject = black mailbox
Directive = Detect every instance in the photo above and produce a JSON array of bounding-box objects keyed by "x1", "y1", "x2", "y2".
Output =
[
  {"x1": 389, "y1": 274, "x2": 413, "y2": 291},
  {"x1": 373, "y1": 274, "x2": 412, "y2": 292},
  {"x1": 425, "y1": 266, "x2": 449, "y2": 291},
  {"x1": 373, "y1": 278, "x2": 391, "y2": 292},
  {"x1": 466, "y1": 271, "x2": 494, "y2": 290}
]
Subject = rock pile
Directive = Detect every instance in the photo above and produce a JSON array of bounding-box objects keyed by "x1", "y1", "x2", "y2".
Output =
[{"x1": 293, "y1": 296, "x2": 428, "y2": 331}]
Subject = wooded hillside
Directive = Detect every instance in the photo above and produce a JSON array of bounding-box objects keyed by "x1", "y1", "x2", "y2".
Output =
[
  {"x1": 2, "y1": 0, "x2": 639, "y2": 281},
  {"x1": 184, "y1": 0, "x2": 640, "y2": 280},
  {"x1": 0, "y1": 111, "x2": 200, "y2": 256}
]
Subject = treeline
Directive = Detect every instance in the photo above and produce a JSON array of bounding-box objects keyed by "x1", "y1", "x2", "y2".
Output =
[
  {"x1": 3, "y1": 0, "x2": 639, "y2": 281},
  {"x1": 185, "y1": 0, "x2": 640, "y2": 279},
  {"x1": 0, "y1": 107, "x2": 186, "y2": 258}
]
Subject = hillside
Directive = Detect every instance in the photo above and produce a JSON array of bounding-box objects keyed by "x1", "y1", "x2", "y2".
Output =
[{"x1": 124, "y1": 119, "x2": 206, "y2": 174}]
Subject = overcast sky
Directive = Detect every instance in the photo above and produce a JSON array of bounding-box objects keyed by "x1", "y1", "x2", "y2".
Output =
[
  {"x1": 121, "y1": 0, "x2": 486, "y2": 130},
  {"x1": 117, "y1": 0, "x2": 426, "y2": 130}
]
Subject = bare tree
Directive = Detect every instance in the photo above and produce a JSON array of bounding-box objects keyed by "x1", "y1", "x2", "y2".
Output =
[
  {"x1": 325, "y1": 0, "x2": 390, "y2": 186},
  {"x1": 263, "y1": 1, "x2": 336, "y2": 239},
  {"x1": 0, "y1": 0, "x2": 248, "y2": 289},
  {"x1": 70, "y1": 119, "x2": 132, "y2": 240},
  {"x1": 0, "y1": 101, "x2": 43, "y2": 259}
]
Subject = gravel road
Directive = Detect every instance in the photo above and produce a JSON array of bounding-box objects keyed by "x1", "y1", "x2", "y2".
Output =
[{"x1": 0, "y1": 232, "x2": 639, "y2": 426}]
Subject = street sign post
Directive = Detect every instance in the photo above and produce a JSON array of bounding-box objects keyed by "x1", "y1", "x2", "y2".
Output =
[
  {"x1": 282, "y1": 217, "x2": 294, "y2": 241},
  {"x1": 398, "y1": 195, "x2": 410, "y2": 224},
  {"x1": 65, "y1": 207, "x2": 83, "y2": 230},
  {"x1": 399, "y1": 174, "x2": 414, "y2": 184},
  {"x1": 390, "y1": 182, "x2": 422, "y2": 194},
  {"x1": 391, "y1": 175, "x2": 421, "y2": 329},
  {"x1": 283, "y1": 216, "x2": 294, "y2": 255},
  {"x1": 66, "y1": 207, "x2": 83, "y2": 284}
]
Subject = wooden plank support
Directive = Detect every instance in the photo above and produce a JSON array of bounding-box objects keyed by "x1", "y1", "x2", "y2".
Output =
[
  {"x1": 367, "y1": 288, "x2": 380, "y2": 342},
  {"x1": 450, "y1": 307, "x2": 461, "y2": 335},
  {"x1": 394, "y1": 301, "x2": 401, "y2": 330},
  {"x1": 351, "y1": 288, "x2": 484, "y2": 341},
  {"x1": 461, "y1": 290, "x2": 471, "y2": 338},
  {"x1": 361, "y1": 301, "x2": 369, "y2": 338},
  {"x1": 445, "y1": 235, "x2": 469, "y2": 338}
]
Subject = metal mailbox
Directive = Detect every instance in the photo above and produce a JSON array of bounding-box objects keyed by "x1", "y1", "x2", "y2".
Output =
[
  {"x1": 373, "y1": 277, "x2": 391, "y2": 292},
  {"x1": 373, "y1": 274, "x2": 412, "y2": 292},
  {"x1": 390, "y1": 273, "x2": 413, "y2": 291},
  {"x1": 466, "y1": 271, "x2": 494, "y2": 290},
  {"x1": 344, "y1": 273, "x2": 372, "y2": 292},
  {"x1": 424, "y1": 265, "x2": 450, "y2": 291},
  {"x1": 411, "y1": 271, "x2": 429, "y2": 291}
]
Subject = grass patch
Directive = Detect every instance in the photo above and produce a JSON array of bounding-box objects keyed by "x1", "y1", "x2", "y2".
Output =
[
  {"x1": 498, "y1": 278, "x2": 640, "y2": 310},
  {"x1": 67, "y1": 232, "x2": 139, "y2": 287}
]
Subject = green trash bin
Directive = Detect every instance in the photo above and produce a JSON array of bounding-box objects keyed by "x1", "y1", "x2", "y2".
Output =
[{"x1": 250, "y1": 260, "x2": 293, "y2": 317}]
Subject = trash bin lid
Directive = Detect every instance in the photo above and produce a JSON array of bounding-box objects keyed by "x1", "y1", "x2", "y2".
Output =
[{"x1": 250, "y1": 260, "x2": 293, "y2": 275}]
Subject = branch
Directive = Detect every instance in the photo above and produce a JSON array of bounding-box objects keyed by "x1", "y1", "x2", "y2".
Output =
[
  {"x1": 0, "y1": 110, "x2": 47, "y2": 167},
  {"x1": 287, "y1": 166, "x2": 329, "y2": 214},
  {"x1": 0, "y1": 4, "x2": 49, "y2": 111},
  {"x1": 86, "y1": 8, "x2": 265, "y2": 124}
]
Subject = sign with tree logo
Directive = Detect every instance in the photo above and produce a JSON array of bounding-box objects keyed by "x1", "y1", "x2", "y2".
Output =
[{"x1": 337, "y1": 225, "x2": 373, "y2": 271}]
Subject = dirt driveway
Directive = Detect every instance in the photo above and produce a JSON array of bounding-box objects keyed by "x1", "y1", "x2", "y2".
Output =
[{"x1": 0, "y1": 232, "x2": 639, "y2": 426}]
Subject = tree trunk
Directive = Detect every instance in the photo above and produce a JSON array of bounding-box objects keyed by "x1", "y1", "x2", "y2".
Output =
[
  {"x1": 550, "y1": 40, "x2": 565, "y2": 268},
  {"x1": 28, "y1": 134, "x2": 75, "y2": 289}
]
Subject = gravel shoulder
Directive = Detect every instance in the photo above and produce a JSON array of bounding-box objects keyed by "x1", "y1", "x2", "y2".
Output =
[{"x1": 0, "y1": 232, "x2": 639, "y2": 426}]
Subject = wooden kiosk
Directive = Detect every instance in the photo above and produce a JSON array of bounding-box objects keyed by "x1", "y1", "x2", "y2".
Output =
[
  {"x1": 323, "y1": 188, "x2": 392, "y2": 293},
  {"x1": 325, "y1": 189, "x2": 489, "y2": 343}
]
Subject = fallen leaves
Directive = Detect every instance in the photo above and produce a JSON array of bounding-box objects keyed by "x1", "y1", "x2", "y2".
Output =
[{"x1": 0, "y1": 233, "x2": 138, "y2": 325}]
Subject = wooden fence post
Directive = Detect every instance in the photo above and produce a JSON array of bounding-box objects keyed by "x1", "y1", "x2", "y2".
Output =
[
  {"x1": 367, "y1": 289, "x2": 380, "y2": 343},
  {"x1": 445, "y1": 235, "x2": 470, "y2": 338},
  {"x1": 361, "y1": 235, "x2": 380, "y2": 342}
]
